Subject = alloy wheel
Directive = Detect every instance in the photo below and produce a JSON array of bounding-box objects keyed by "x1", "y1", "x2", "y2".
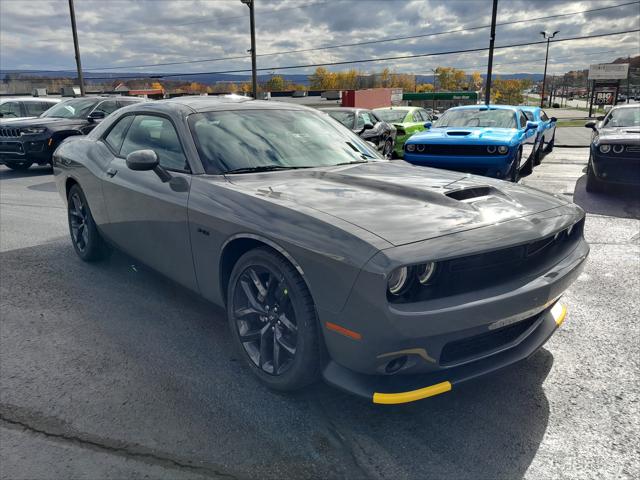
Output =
[
  {"x1": 68, "y1": 192, "x2": 89, "y2": 252},
  {"x1": 232, "y1": 265, "x2": 298, "y2": 375}
]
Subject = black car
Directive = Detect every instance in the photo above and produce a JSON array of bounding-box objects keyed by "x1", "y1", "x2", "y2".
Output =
[
  {"x1": 321, "y1": 107, "x2": 396, "y2": 157},
  {"x1": 0, "y1": 96, "x2": 144, "y2": 170},
  {"x1": 585, "y1": 104, "x2": 640, "y2": 193}
]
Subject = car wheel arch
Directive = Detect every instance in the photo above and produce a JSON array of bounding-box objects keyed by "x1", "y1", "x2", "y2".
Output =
[
  {"x1": 65, "y1": 177, "x2": 79, "y2": 199},
  {"x1": 219, "y1": 234, "x2": 310, "y2": 307}
]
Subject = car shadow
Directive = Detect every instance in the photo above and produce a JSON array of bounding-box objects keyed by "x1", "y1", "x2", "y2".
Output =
[
  {"x1": 572, "y1": 175, "x2": 640, "y2": 219},
  {"x1": 0, "y1": 165, "x2": 52, "y2": 180},
  {"x1": 1, "y1": 240, "x2": 552, "y2": 480}
]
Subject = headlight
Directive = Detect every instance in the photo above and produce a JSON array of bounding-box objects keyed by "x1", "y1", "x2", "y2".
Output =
[
  {"x1": 498, "y1": 145, "x2": 509, "y2": 154},
  {"x1": 612, "y1": 144, "x2": 624, "y2": 154},
  {"x1": 416, "y1": 144, "x2": 425, "y2": 152},
  {"x1": 416, "y1": 262, "x2": 436, "y2": 285},
  {"x1": 487, "y1": 145, "x2": 497, "y2": 154},
  {"x1": 406, "y1": 144, "x2": 415, "y2": 152},
  {"x1": 599, "y1": 144, "x2": 611, "y2": 153},
  {"x1": 21, "y1": 127, "x2": 46, "y2": 135},
  {"x1": 388, "y1": 267, "x2": 409, "y2": 295}
]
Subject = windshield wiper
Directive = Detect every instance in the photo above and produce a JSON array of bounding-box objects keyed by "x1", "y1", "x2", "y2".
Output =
[
  {"x1": 224, "y1": 165, "x2": 313, "y2": 174},
  {"x1": 334, "y1": 160, "x2": 369, "y2": 166}
]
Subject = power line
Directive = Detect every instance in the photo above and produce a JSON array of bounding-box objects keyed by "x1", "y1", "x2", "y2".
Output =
[
  {"x1": 6, "y1": 0, "x2": 639, "y2": 73},
  {"x1": 76, "y1": 28, "x2": 639, "y2": 80}
]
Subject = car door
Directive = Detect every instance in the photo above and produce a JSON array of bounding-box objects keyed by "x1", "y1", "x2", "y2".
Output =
[
  {"x1": 100, "y1": 113, "x2": 197, "y2": 290},
  {"x1": 519, "y1": 110, "x2": 536, "y2": 164},
  {"x1": 540, "y1": 110, "x2": 556, "y2": 145}
]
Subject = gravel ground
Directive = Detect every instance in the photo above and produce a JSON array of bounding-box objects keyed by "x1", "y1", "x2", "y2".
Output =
[{"x1": 1, "y1": 150, "x2": 639, "y2": 480}]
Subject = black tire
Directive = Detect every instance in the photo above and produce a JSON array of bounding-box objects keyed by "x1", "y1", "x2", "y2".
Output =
[
  {"x1": 5, "y1": 161, "x2": 33, "y2": 171},
  {"x1": 509, "y1": 149, "x2": 522, "y2": 182},
  {"x1": 534, "y1": 142, "x2": 543, "y2": 166},
  {"x1": 382, "y1": 137, "x2": 394, "y2": 158},
  {"x1": 227, "y1": 247, "x2": 321, "y2": 391},
  {"x1": 545, "y1": 133, "x2": 555, "y2": 153},
  {"x1": 67, "y1": 184, "x2": 110, "y2": 261},
  {"x1": 586, "y1": 163, "x2": 606, "y2": 193}
]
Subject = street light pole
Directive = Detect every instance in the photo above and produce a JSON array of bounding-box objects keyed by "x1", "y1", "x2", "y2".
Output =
[
  {"x1": 484, "y1": 0, "x2": 498, "y2": 105},
  {"x1": 540, "y1": 30, "x2": 558, "y2": 108},
  {"x1": 241, "y1": 0, "x2": 258, "y2": 99},
  {"x1": 68, "y1": 0, "x2": 85, "y2": 96}
]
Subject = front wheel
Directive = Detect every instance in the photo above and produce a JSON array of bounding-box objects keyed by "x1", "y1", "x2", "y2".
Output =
[
  {"x1": 67, "y1": 184, "x2": 110, "y2": 261},
  {"x1": 382, "y1": 137, "x2": 394, "y2": 158},
  {"x1": 509, "y1": 149, "x2": 522, "y2": 182},
  {"x1": 5, "y1": 161, "x2": 33, "y2": 171},
  {"x1": 545, "y1": 133, "x2": 555, "y2": 153},
  {"x1": 586, "y1": 163, "x2": 606, "y2": 193},
  {"x1": 227, "y1": 247, "x2": 321, "y2": 391}
]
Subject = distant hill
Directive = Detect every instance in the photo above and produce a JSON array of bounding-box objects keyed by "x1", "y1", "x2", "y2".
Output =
[{"x1": 2, "y1": 69, "x2": 543, "y2": 86}]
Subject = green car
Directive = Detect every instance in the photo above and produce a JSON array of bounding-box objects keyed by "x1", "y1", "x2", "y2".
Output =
[{"x1": 373, "y1": 106, "x2": 434, "y2": 158}]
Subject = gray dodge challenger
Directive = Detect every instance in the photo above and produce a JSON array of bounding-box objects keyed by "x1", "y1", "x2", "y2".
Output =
[{"x1": 53, "y1": 96, "x2": 589, "y2": 404}]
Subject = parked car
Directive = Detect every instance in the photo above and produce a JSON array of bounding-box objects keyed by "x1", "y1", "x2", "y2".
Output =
[
  {"x1": 372, "y1": 106, "x2": 433, "y2": 157},
  {"x1": 53, "y1": 96, "x2": 588, "y2": 404},
  {"x1": 584, "y1": 104, "x2": 640, "y2": 193},
  {"x1": 403, "y1": 105, "x2": 538, "y2": 182},
  {"x1": 321, "y1": 107, "x2": 396, "y2": 157},
  {"x1": 520, "y1": 106, "x2": 557, "y2": 164},
  {"x1": 0, "y1": 96, "x2": 60, "y2": 121},
  {"x1": 0, "y1": 96, "x2": 143, "y2": 170}
]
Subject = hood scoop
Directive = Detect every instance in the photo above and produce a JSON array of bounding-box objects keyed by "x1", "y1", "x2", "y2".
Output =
[
  {"x1": 446, "y1": 131, "x2": 472, "y2": 136},
  {"x1": 445, "y1": 186, "x2": 500, "y2": 202}
]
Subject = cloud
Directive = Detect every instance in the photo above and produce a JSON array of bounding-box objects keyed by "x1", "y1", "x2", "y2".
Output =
[{"x1": 0, "y1": 0, "x2": 638, "y2": 77}]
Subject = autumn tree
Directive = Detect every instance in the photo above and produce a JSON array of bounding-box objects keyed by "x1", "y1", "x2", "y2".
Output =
[
  {"x1": 435, "y1": 67, "x2": 468, "y2": 91},
  {"x1": 416, "y1": 83, "x2": 435, "y2": 92},
  {"x1": 491, "y1": 78, "x2": 528, "y2": 104},
  {"x1": 469, "y1": 72, "x2": 483, "y2": 91},
  {"x1": 263, "y1": 75, "x2": 289, "y2": 92}
]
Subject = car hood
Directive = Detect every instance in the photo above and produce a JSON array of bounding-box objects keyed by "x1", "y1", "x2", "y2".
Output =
[
  {"x1": 598, "y1": 127, "x2": 640, "y2": 145},
  {"x1": 0, "y1": 116, "x2": 37, "y2": 123},
  {"x1": 409, "y1": 127, "x2": 517, "y2": 145},
  {"x1": 225, "y1": 161, "x2": 570, "y2": 246},
  {"x1": 0, "y1": 117, "x2": 85, "y2": 129}
]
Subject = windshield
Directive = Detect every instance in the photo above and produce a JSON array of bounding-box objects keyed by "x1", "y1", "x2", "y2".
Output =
[
  {"x1": 434, "y1": 108, "x2": 517, "y2": 128},
  {"x1": 374, "y1": 109, "x2": 408, "y2": 123},
  {"x1": 326, "y1": 111, "x2": 355, "y2": 129},
  {"x1": 41, "y1": 98, "x2": 97, "y2": 119},
  {"x1": 189, "y1": 109, "x2": 382, "y2": 174},
  {"x1": 603, "y1": 107, "x2": 640, "y2": 128}
]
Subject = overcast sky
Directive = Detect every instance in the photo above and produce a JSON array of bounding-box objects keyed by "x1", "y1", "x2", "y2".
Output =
[{"x1": 1, "y1": 0, "x2": 638, "y2": 78}]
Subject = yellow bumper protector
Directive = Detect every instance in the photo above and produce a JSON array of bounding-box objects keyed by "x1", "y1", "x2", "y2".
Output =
[
  {"x1": 373, "y1": 381, "x2": 452, "y2": 405},
  {"x1": 551, "y1": 302, "x2": 567, "y2": 327}
]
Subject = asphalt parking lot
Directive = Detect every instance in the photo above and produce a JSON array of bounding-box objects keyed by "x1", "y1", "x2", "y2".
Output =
[{"x1": 1, "y1": 146, "x2": 639, "y2": 480}]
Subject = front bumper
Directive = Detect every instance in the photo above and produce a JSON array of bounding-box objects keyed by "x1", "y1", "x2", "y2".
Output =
[
  {"x1": 323, "y1": 302, "x2": 566, "y2": 404},
  {"x1": 591, "y1": 150, "x2": 640, "y2": 186},
  {"x1": 0, "y1": 136, "x2": 54, "y2": 165},
  {"x1": 403, "y1": 152, "x2": 513, "y2": 178}
]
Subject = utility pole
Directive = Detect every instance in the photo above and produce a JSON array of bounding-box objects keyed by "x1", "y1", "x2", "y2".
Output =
[
  {"x1": 68, "y1": 0, "x2": 85, "y2": 96},
  {"x1": 627, "y1": 55, "x2": 631, "y2": 103},
  {"x1": 484, "y1": 0, "x2": 498, "y2": 105},
  {"x1": 241, "y1": 0, "x2": 258, "y2": 99},
  {"x1": 539, "y1": 30, "x2": 558, "y2": 108}
]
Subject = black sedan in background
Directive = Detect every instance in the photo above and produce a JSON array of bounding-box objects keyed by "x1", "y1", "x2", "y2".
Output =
[
  {"x1": 585, "y1": 104, "x2": 640, "y2": 193},
  {"x1": 0, "y1": 96, "x2": 143, "y2": 170},
  {"x1": 321, "y1": 107, "x2": 396, "y2": 157}
]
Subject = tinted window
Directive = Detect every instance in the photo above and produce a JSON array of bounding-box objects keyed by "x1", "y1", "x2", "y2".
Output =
[
  {"x1": 93, "y1": 100, "x2": 119, "y2": 115},
  {"x1": 24, "y1": 102, "x2": 49, "y2": 116},
  {"x1": 418, "y1": 110, "x2": 431, "y2": 121},
  {"x1": 540, "y1": 110, "x2": 549, "y2": 121},
  {"x1": 0, "y1": 101, "x2": 22, "y2": 118},
  {"x1": 104, "y1": 115, "x2": 133, "y2": 153},
  {"x1": 355, "y1": 113, "x2": 365, "y2": 129},
  {"x1": 120, "y1": 115, "x2": 188, "y2": 171},
  {"x1": 523, "y1": 111, "x2": 534, "y2": 122},
  {"x1": 374, "y1": 109, "x2": 408, "y2": 123},
  {"x1": 519, "y1": 112, "x2": 527, "y2": 128}
]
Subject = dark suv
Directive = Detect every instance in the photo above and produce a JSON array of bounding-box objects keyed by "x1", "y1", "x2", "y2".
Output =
[{"x1": 0, "y1": 96, "x2": 144, "y2": 171}]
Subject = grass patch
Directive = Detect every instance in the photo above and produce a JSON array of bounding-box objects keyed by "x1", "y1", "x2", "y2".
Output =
[{"x1": 557, "y1": 119, "x2": 592, "y2": 127}]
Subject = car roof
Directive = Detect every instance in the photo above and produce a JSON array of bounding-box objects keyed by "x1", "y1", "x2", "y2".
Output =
[
  {"x1": 449, "y1": 104, "x2": 517, "y2": 112},
  {"x1": 373, "y1": 106, "x2": 416, "y2": 111},
  {"x1": 320, "y1": 107, "x2": 368, "y2": 113},
  {"x1": 611, "y1": 103, "x2": 639, "y2": 110},
  {"x1": 519, "y1": 106, "x2": 539, "y2": 112},
  {"x1": 133, "y1": 95, "x2": 315, "y2": 115},
  {"x1": 0, "y1": 97, "x2": 60, "y2": 103}
]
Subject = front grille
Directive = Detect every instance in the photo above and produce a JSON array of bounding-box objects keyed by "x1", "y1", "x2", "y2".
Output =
[
  {"x1": 390, "y1": 218, "x2": 585, "y2": 303},
  {"x1": 410, "y1": 144, "x2": 502, "y2": 156},
  {"x1": 626, "y1": 145, "x2": 640, "y2": 153},
  {"x1": 0, "y1": 127, "x2": 21, "y2": 137},
  {"x1": 440, "y1": 315, "x2": 539, "y2": 365},
  {"x1": 0, "y1": 141, "x2": 23, "y2": 153}
]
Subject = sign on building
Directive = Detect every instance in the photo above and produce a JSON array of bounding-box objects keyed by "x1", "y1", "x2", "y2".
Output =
[{"x1": 588, "y1": 63, "x2": 629, "y2": 80}]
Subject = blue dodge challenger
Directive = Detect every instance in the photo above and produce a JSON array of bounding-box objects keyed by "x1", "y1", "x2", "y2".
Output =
[
  {"x1": 404, "y1": 105, "x2": 539, "y2": 182},
  {"x1": 520, "y1": 106, "x2": 557, "y2": 165}
]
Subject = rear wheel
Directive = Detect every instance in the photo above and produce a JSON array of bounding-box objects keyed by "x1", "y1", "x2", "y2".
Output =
[
  {"x1": 67, "y1": 184, "x2": 110, "y2": 261},
  {"x1": 227, "y1": 247, "x2": 321, "y2": 391},
  {"x1": 382, "y1": 137, "x2": 394, "y2": 158},
  {"x1": 5, "y1": 161, "x2": 33, "y2": 171}
]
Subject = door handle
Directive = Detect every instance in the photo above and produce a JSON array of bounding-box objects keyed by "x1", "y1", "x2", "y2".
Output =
[{"x1": 106, "y1": 168, "x2": 118, "y2": 178}]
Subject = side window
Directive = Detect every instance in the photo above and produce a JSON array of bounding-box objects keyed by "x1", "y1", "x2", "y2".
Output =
[
  {"x1": 523, "y1": 111, "x2": 534, "y2": 122},
  {"x1": 355, "y1": 113, "x2": 365, "y2": 129},
  {"x1": 361, "y1": 112, "x2": 375, "y2": 126},
  {"x1": 519, "y1": 112, "x2": 527, "y2": 128},
  {"x1": 0, "y1": 101, "x2": 22, "y2": 118},
  {"x1": 540, "y1": 110, "x2": 549, "y2": 121},
  {"x1": 93, "y1": 100, "x2": 119, "y2": 116},
  {"x1": 412, "y1": 111, "x2": 422, "y2": 122},
  {"x1": 24, "y1": 102, "x2": 46, "y2": 116},
  {"x1": 120, "y1": 115, "x2": 188, "y2": 171},
  {"x1": 104, "y1": 115, "x2": 134, "y2": 153}
]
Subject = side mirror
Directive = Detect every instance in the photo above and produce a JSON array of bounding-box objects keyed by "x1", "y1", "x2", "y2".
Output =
[
  {"x1": 126, "y1": 149, "x2": 171, "y2": 182},
  {"x1": 550, "y1": 117, "x2": 558, "y2": 123},
  {"x1": 432, "y1": 115, "x2": 439, "y2": 120},
  {"x1": 525, "y1": 121, "x2": 539, "y2": 132},
  {"x1": 585, "y1": 121, "x2": 597, "y2": 130},
  {"x1": 596, "y1": 115, "x2": 605, "y2": 121},
  {"x1": 362, "y1": 123, "x2": 374, "y2": 131},
  {"x1": 87, "y1": 111, "x2": 106, "y2": 123},
  {"x1": 423, "y1": 121, "x2": 432, "y2": 129}
]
